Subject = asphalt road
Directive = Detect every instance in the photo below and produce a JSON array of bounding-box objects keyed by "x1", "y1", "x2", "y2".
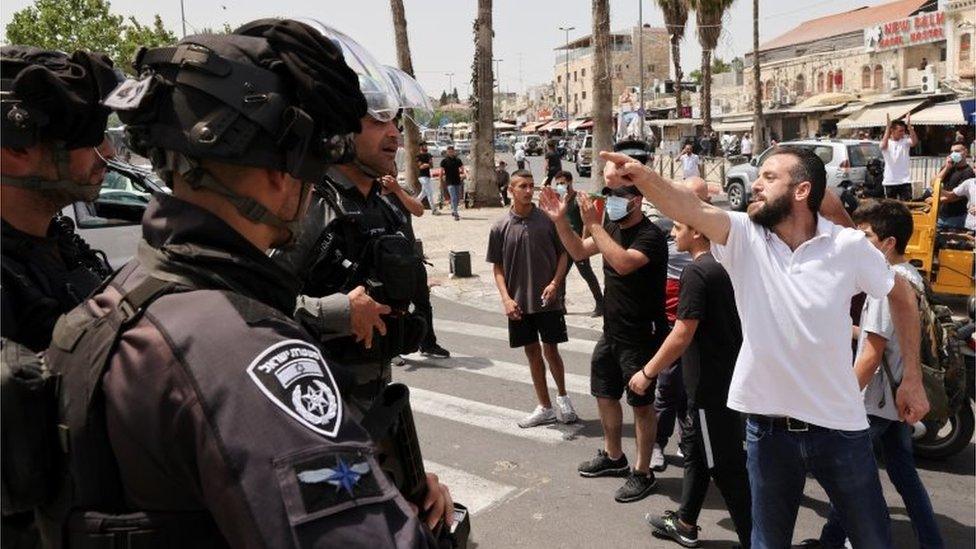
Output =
[{"x1": 395, "y1": 295, "x2": 976, "y2": 548}]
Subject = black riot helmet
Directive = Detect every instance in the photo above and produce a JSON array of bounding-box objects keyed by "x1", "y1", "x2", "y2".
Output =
[
  {"x1": 613, "y1": 139, "x2": 652, "y2": 165},
  {"x1": 0, "y1": 46, "x2": 118, "y2": 194},
  {"x1": 112, "y1": 18, "x2": 367, "y2": 239}
]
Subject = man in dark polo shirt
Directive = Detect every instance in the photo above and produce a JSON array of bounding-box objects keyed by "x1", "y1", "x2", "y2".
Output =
[
  {"x1": 439, "y1": 145, "x2": 465, "y2": 220},
  {"x1": 933, "y1": 141, "x2": 974, "y2": 229},
  {"x1": 540, "y1": 183, "x2": 668, "y2": 504},
  {"x1": 487, "y1": 170, "x2": 577, "y2": 429}
]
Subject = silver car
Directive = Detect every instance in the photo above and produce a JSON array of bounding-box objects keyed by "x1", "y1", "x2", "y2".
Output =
[{"x1": 723, "y1": 139, "x2": 883, "y2": 211}]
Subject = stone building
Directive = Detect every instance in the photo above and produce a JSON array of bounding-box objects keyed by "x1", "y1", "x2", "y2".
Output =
[{"x1": 552, "y1": 25, "x2": 670, "y2": 117}]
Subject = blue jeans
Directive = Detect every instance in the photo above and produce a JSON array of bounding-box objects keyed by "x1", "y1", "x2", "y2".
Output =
[
  {"x1": 820, "y1": 416, "x2": 944, "y2": 548},
  {"x1": 936, "y1": 214, "x2": 967, "y2": 230},
  {"x1": 745, "y1": 417, "x2": 891, "y2": 548},
  {"x1": 447, "y1": 184, "x2": 462, "y2": 216}
]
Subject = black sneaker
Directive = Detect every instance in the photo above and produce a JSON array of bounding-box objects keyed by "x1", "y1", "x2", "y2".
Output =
[
  {"x1": 420, "y1": 344, "x2": 451, "y2": 359},
  {"x1": 648, "y1": 511, "x2": 701, "y2": 547},
  {"x1": 577, "y1": 450, "x2": 629, "y2": 478},
  {"x1": 614, "y1": 470, "x2": 657, "y2": 503}
]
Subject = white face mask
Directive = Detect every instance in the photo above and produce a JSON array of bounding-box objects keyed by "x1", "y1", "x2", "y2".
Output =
[
  {"x1": 950, "y1": 151, "x2": 963, "y2": 164},
  {"x1": 555, "y1": 184, "x2": 568, "y2": 197},
  {"x1": 605, "y1": 196, "x2": 632, "y2": 221}
]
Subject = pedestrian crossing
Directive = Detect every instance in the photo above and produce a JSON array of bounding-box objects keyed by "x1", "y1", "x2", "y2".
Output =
[{"x1": 393, "y1": 317, "x2": 603, "y2": 519}]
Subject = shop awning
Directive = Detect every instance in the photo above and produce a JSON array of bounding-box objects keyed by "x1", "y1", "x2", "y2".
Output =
[
  {"x1": 648, "y1": 118, "x2": 702, "y2": 127},
  {"x1": 520, "y1": 121, "x2": 547, "y2": 133},
  {"x1": 576, "y1": 119, "x2": 594, "y2": 130},
  {"x1": 836, "y1": 99, "x2": 927, "y2": 129},
  {"x1": 713, "y1": 120, "x2": 755, "y2": 132},
  {"x1": 909, "y1": 101, "x2": 966, "y2": 126},
  {"x1": 539, "y1": 119, "x2": 572, "y2": 132},
  {"x1": 568, "y1": 118, "x2": 591, "y2": 131},
  {"x1": 494, "y1": 121, "x2": 517, "y2": 130}
]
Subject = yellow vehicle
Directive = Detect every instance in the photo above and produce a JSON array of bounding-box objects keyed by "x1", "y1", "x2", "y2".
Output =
[{"x1": 904, "y1": 176, "x2": 974, "y2": 297}]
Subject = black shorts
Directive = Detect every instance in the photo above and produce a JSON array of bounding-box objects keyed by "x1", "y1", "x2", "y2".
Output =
[
  {"x1": 591, "y1": 335, "x2": 661, "y2": 407},
  {"x1": 508, "y1": 311, "x2": 568, "y2": 348}
]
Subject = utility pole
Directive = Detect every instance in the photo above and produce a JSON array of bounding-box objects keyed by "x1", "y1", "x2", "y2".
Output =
[
  {"x1": 179, "y1": 0, "x2": 187, "y2": 38},
  {"x1": 637, "y1": 0, "x2": 644, "y2": 139},
  {"x1": 559, "y1": 26, "x2": 575, "y2": 133},
  {"x1": 752, "y1": 0, "x2": 763, "y2": 149},
  {"x1": 446, "y1": 72, "x2": 455, "y2": 100},
  {"x1": 493, "y1": 58, "x2": 503, "y2": 116}
]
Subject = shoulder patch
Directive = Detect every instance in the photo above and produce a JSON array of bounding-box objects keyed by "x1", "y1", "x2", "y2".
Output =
[{"x1": 247, "y1": 340, "x2": 343, "y2": 438}]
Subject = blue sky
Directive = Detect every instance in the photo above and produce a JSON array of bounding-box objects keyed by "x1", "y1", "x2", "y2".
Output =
[{"x1": 2, "y1": 0, "x2": 897, "y2": 98}]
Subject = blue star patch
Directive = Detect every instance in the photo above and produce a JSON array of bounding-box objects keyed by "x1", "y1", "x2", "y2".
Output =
[{"x1": 291, "y1": 452, "x2": 383, "y2": 514}]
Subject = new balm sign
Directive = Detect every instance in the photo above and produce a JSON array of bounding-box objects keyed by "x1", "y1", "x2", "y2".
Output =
[{"x1": 864, "y1": 11, "x2": 947, "y2": 52}]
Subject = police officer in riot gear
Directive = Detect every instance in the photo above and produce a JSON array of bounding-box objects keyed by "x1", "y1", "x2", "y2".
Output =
[
  {"x1": 0, "y1": 46, "x2": 118, "y2": 353},
  {"x1": 43, "y1": 19, "x2": 452, "y2": 547},
  {"x1": 275, "y1": 23, "x2": 431, "y2": 415},
  {"x1": 0, "y1": 45, "x2": 118, "y2": 549}
]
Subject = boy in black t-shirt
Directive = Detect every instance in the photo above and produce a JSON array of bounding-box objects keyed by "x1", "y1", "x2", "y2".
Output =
[
  {"x1": 627, "y1": 220, "x2": 751, "y2": 548},
  {"x1": 439, "y1": 146, "x2": 465, "y2": 220},
  {"x1": 539, "y1": 184, "x2": 667, "y2": 504},
  {"x1": 544, "y1": 141, "x2": 563, "y2": 186}
]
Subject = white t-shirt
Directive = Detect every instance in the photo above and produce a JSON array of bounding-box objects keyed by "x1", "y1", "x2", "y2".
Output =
[
  {"x1": 679, "y1": 153, "x2": 700, "y2": 178},
  {"x1": 882, "y1": 136, "x2": 912, "y2": 185},
  {"x1": 951, "y1": 177, "x2": 976, "y2": 230},
  {"x1": 711, "y1": 212, "x2": 894, "y2": 430},
  {"x1": 741, "y1": 137, "x2": 753, "y2": 155},
  {"x1": 514, "y1": 149, "x2": 526, "y2": 162},
  {"x1": 859, "y1": 262, "x2": 924, "y2": 422}
]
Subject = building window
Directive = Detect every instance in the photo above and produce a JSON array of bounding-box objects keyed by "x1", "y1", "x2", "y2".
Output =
[
  {"x1": 816, "y1": 72, "x2": 825, "y2": 93},
  {"x1": 961, "y1": 34, "x2": 972, "y2": 61},
  {"x1": 763, "y1": 80, "x2": 773, "y2": 100},
  {"x1": 795, "y1": 74, "x2": 805, "y2": 95},
  {"x1": 573, "y1": 71, "x2": 578, "y2": 81},
  {"x1": 582, "y1": 91, "x2": 587, "y2": 99},
  {"x1": 574, "y1": 93, "x2": 578, "y2": 101},
  {"x1": 827, "y1": 70, "x2": 834, "y2": 92},
  {"x1": 648, "y1": 64, "x2": 655, "y2": 72},
  {"x1": 581, "y1": 68, "x2": 586, "y2": 77},
  {"x1": 557, "y1": 75, "x2": 561, "y2": 83},
  {"x1": 873, "y1": 65, "x2": 883, "y2": 90},
  {"x1": 861, "y1": 66, "x2": 872, "y2": 89},
  {"x1": 834, "y1": 69, "x2": 843, "y2": 91}
]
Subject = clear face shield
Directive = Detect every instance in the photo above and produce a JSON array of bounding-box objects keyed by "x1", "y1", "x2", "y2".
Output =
[
  {"x1": 383, "y1": 65, "x2": 434, "y2": 128},
  {"x1": 299, "y1": 18, "x2": 401, "y2": 123}
]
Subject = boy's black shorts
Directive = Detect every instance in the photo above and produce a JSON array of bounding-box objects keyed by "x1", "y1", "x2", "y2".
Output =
[{"x1": 508, "y1": 311, "x2": 568, "y2": 348}]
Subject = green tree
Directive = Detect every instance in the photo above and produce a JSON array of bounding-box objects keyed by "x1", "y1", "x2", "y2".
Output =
[
  {"x1": 6, "y1": 0, "x2": 176, "y2": 73},
  {"x1": 688, "y1": 0, "x2": 735, "y2": 132},
  {"x1": 654, "y1": 0, "x2": 690, "y2": 118},
  {"x1": 439, "y1": 90, "x2": 449, "y2": 105}
]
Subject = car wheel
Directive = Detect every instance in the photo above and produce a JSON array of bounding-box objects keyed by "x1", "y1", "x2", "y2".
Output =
[{"x1": 726, "y1": 180, "x2": 748, "y2": 211}]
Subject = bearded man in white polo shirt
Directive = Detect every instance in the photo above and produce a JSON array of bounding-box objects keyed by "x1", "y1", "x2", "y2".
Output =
[{"x1": 598, "y1": 146, "x2": 928, "y2": 548}]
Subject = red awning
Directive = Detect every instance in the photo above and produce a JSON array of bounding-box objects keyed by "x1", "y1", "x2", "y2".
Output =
[
  {"x1": 576, "y1": 119, "x2": 594, "y2": 129},
  {"x1": 539, "y1": 119, "x2": 572, "y2": 132}
]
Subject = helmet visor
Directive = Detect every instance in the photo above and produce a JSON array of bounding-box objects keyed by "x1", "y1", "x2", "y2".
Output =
[{"x1": 383, "y1": 65, "x2": 434, "y2": 127}]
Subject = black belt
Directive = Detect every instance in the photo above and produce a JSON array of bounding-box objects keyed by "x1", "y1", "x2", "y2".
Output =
[{"x1": 748, "y1": 414, "x2": 829, "y2": 433}]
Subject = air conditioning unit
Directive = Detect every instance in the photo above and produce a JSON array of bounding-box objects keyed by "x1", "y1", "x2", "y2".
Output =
[{"x1": 920, "y1": 67, "x2": 937, "y2": 94}]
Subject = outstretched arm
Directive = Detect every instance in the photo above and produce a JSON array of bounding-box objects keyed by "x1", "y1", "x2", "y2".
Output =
[{"x1": 600, "y1": 151, "x2": 732, "y2": 245}]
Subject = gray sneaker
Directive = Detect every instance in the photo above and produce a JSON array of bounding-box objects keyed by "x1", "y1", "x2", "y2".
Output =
[
  {"x1": 614, "y1": 470, "x2": 657, "y2": 503},
  {"x1": 648, "y1": 511, "x2": 701, "y2": 547},
  {"x1": 517, "y1": 405, "x2": 556, "y2": 428},
  {"x1": 651, "y1": 443, "x2": 667, "y2": 472}
]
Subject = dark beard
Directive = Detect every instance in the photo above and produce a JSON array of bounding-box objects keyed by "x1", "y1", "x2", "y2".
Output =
[{"x1": 748, "y1": 192, "x2": 793, "y2": 229}]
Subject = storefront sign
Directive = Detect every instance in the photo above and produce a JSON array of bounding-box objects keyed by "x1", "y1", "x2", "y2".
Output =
[{"x1": 864, "y1": 11, "x2": 946, "y2": 52}]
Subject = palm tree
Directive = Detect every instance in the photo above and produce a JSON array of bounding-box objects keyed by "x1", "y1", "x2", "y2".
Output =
[
  {"x1": 591, "y1": 0, "x2": 613, "y2": 179},
  {"x1": 390, "y1": 0, "x2": 421, "y2": 192},
  {"x1": 690, "y1": 0, "x2": 735, "y2": 134},
  {"x1": 471, "y1": 0, "x2": 496, "y2": 207},
  {"x1": 654, "y1": 0, "x2": 689, "y2": 118}
]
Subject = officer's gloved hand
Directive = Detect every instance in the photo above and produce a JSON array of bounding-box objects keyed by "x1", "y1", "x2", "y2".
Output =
[{"x1": 348, "y1": 286, "x2": 390, "y2": 349}]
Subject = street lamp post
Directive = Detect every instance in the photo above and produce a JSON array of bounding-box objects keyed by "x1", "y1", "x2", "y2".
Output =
[
  {"x1": 559, "y1": 26, "x2": 575, "y2": 134},
  {"x1": 493, "y1": 58, "x2": 503, "y2": 116},
  {"x1": 446, "y1": 72, "x2": 455, "y2": 100},
  {"x1": 637, "y1": 0, "x2": 644, "y2": 139}
]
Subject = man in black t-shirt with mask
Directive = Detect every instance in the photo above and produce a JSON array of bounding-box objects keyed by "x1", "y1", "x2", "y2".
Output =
[
  {"x1": 540, "y1": 183, "x2": 668, "y2": 504},
  {"x1": 629, "y1": 219, "x2": 750, "y2": 548},
  {"x1": 933, "y1": 141, "x2": 974, "y2": 229},
  {"x1": 439, "y1": 146, "x2": 465, "y2": 220}
]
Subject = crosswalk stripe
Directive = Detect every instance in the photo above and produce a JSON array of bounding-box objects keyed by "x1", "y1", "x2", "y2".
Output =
[
  {"x1": 409, "y1": 387, "x2": 576, "y2": 444},
  {"x1": 434, "y1": 319, "x2": 598, "y2": 355},
  {"x1": 402, "y1": 353, "x2": 590, "y2": 396},
  {"x1": 423, "y1": 460, "x2": 517, "y2": 516}
]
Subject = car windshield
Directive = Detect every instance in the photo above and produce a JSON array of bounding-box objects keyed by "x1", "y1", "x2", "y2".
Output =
[{"x1": 847, "y1": 143, "x2": 883, "y2": 167}]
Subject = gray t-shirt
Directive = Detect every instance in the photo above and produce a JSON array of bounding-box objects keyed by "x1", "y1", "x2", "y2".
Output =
[
  {"x1": 858, "y1": 262, "x2": 924, "y2": 421},
  {"x1": 486, "y1": 206, "x2": 566, "y2": 315}
]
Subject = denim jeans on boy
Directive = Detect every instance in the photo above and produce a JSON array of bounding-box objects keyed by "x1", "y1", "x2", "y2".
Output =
[
  {"x1": 447, "y1": 184, "x2": 462, "y2": 216},
  {"x1": 417, "y1": 176, "x2": 438, "y2": 211},
  {"x1": 819, "y1": 416, "x2": 944, "y2": 548},
  {"x1": 745, "y1": 417, "x2": 891, "y2": 548}
]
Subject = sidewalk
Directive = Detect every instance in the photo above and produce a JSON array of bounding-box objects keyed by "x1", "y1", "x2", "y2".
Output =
[{"x1": 414, "y1": 205, "x2": 608, "y2": 333}]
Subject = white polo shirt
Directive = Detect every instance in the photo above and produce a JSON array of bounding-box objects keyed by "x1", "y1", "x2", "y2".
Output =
[{"x1": 711, "y1": 212, "x2": 894, "y2": 430}]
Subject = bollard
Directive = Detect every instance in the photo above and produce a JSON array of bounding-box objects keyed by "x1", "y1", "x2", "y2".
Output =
[{"x1": 449, "y1": 251, "x2": 472, "y2": 277}]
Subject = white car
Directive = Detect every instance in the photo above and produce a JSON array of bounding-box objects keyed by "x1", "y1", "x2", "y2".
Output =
[{"x1": 723, "y1": 139, "x2": 883, "y2": 211}]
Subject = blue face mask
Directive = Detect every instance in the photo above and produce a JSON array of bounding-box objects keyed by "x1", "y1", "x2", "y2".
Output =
[
  {"x1": 606, "y1": 196, "x2": 632, "y2": 221},
  {"x1": 555, "y1": 184, "x2": 568, "y2": 197},
  {"x1": 950, "y1": 151, "x2": 963, "y2": 164}
]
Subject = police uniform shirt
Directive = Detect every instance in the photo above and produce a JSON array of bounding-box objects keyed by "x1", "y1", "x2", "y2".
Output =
[{"x1": 48, "y1": 193, "x2": 437, "y2": 548}]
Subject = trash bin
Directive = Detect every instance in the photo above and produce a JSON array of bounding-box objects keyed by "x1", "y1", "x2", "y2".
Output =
[{"x1": 449, "y1": 251, "x2": 471, "y2": 277}]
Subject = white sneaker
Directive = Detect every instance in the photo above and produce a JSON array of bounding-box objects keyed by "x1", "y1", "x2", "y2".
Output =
[
  {"x1": 650, "y1": 443, "x2": 666, "y2": 472},
  {"x1": 555, "y1": 395, "x2": 578, "y2": 424},
  {"x1": 517, "y1": 405, "x2": 556, "y2": 428},
  {"x1": 676, "y1": 445, "x2": 684, "y2": 459}
]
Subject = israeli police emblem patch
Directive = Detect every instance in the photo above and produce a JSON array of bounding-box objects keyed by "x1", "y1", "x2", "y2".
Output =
[{"x1": 247, "y1": 340, "x2": 342, "y2": 438}]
